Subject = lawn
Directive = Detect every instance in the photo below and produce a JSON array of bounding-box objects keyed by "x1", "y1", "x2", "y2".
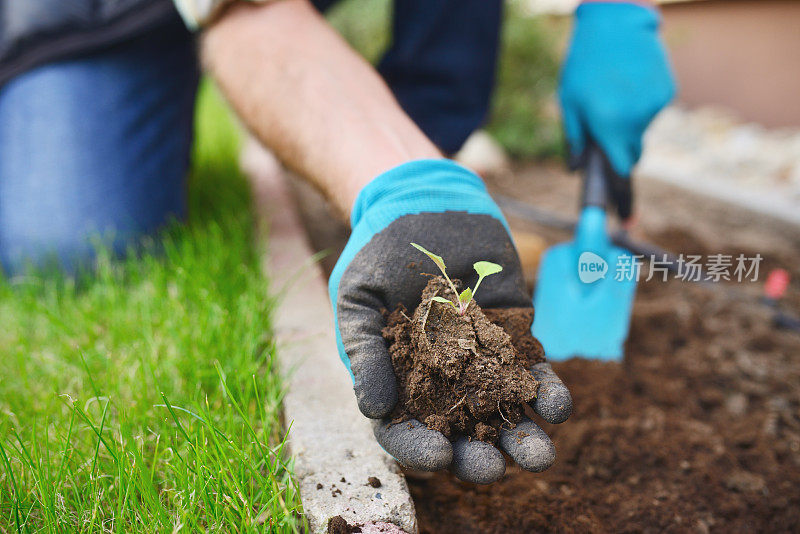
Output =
[{"x1": 0, "y1": 82, "x2": 303, "y2": 532}]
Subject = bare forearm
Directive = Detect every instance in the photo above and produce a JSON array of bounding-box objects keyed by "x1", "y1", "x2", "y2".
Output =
[{"x1": 202, "y1": 0, "x2": 440, "y2": 218}]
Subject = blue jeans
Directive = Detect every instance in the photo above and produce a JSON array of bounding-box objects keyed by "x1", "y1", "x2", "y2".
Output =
[{"x1": 0, "y1": 20, "x2": 198, "y2": 275}]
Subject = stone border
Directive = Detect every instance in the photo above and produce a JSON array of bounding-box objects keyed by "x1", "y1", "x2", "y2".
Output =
[
  {"x1": 639, "y1": 106, "x2": 800, "y2": 228},
  {"x1": 247, "y1": 144, "x2": 416, "y2": 534}
]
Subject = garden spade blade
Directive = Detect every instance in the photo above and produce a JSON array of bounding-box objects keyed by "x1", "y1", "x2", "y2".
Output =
[{"x1": 532, "y1": 146, "x2": 637, "y2": 361}]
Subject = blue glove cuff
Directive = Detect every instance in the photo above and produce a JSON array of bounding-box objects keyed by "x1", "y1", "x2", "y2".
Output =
[{"x1": 350, "y1": 158, "x2": 506, "y2": 234}]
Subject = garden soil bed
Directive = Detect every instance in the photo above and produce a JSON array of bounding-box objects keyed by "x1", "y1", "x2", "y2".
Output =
[
  {"x1": 290, "y1": 165, "x2": 800, "y2": 532},
  {"x1": 407, "y1": 268, "x2": 800, "y2": 532}
]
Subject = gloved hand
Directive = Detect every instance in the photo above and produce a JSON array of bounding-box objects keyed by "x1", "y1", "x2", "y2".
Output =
[
  {"x1": 329, "y1": 159, "x2": 573, "y2": 484},
  {"x1": 559, "y1": 1, "x2": 676, "y2": 219}
]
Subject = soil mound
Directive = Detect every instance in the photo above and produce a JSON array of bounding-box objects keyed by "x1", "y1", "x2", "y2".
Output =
[{"x1": 383, "y1": 277, "x2": 544, "y2": 443}]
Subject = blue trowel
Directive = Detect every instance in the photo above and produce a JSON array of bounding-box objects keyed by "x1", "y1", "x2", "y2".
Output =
[{"x1": 532, "y1": 145, "x2": 637, "y2": 361}]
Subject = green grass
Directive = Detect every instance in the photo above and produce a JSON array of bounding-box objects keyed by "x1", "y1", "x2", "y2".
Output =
[
  {"x1": 327, "y1": 0, "x2": 391, "y2": 64},
  {"x1": 486, "y1": 7, "x2": 565, "y2": 160},
  {"x1": 0, "y1": 82, "x2": 303, "y2": 532}
]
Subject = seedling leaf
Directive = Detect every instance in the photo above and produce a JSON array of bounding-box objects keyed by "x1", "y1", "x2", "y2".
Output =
[
  {"x1": 411, "y1": 243, "x2": 447, "y2": 276},
  {"x1": 459, "y1": 288, "x2": 472, "y2": 305},
  {"x1": 473, "y1": 261, "x2": 502, "y2": 278},
  {"x1": 412, "y1": 245, "x2": 504, "y2": 317},
  {"x1": 411, "y1": 243, "x2": 461, "y2": 309},
  {"x1": 431, "y1": 296, "x2": 457, "y2": 310},
  {"x1": 472, "y1": 261, "x2": 503, "y2": 300}
]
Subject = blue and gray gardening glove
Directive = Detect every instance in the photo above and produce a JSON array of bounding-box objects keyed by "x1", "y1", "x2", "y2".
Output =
[
  {"x1": 559, "y1": 1, "x2": 676, "y2": 219},
  {"x1": 328, "y1": 159, "x2": 572, "y2": 484}
]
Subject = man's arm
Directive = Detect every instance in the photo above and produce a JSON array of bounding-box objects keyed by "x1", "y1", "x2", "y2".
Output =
[
  {"x1": 201, "y1": 0, "x2": 572, "y2": 483},
  {"x1": 201, "y1": 0, "x2": 441, "y2": 219}
]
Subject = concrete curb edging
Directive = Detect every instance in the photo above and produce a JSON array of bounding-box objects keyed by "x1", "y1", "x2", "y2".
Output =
[{"x1": 248, "y1": 153, "x2": 417, "y2": 534}]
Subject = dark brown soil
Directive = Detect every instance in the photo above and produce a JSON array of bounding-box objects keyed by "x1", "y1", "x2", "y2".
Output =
[
  {"x1": 327, "y1": 515, "x2": 361, "y2": 534},
  {"x1": 408, "y1": 267, "x2": 800, "y2": 533},
  {"x1": 382, "y1": 277, "x2": 545, "y2": 443}
]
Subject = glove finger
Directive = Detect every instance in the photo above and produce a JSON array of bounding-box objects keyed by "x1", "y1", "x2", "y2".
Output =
[
  {"x1": 583, "y1": 105, "x2": 636, "y2": 179},
  {"x1": 349, "y1": 331, "x2": 398, "y2": 419},
  {"x1": 372, "y1": 418, "x2": 453, "y2": 471},
  {"x1": 530, "y1": 362, "x2": 573, "y2": 424},
  {"x1": 559, "y1": 96, "x2": 587, "y2": 170},
  {"x1": 336, "y1": 282, "x2": 398, "y2": 419},
  {"x1": 451, "y1": 437, "x2": 506, "y2": 484},
  {"x1": 499, "y1": 417, "x2": 556, "y2": 473}
]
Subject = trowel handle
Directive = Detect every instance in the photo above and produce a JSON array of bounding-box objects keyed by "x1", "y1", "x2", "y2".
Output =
[
  {"x1": 582, "y1": 143, "x2": 609, "y2": 211},
  {"x1": 576, "y1": 143, "x2": 613, "y2": 255}
]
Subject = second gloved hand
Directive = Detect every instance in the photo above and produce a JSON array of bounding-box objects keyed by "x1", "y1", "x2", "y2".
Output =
[
  {"x1": 559, "y1": 1, "x2": 676, "y2": 219},
  {"x1": 329, "y1": 159, "x2": 572, "y2": 484}
]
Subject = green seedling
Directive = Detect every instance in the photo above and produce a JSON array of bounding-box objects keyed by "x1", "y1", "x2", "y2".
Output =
[{"x1": 411, "y1": 243, "x2": 503, "y2": 316}]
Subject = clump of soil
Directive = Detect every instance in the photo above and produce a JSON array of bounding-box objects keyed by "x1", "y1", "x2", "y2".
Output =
[
  {"x1": 382, "y1": 277, "x2": 544, "y2": 443},
  {"x1": 327, "y1": 515, "x2": 360, "y2": 534}
]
